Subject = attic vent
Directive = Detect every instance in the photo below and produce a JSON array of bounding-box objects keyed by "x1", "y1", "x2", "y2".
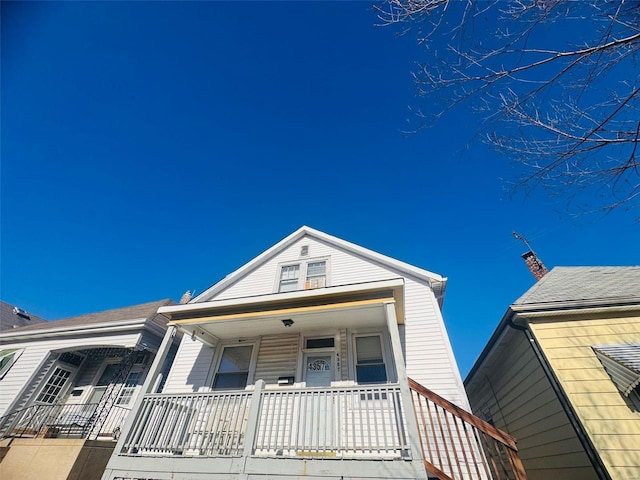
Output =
[
  {"x1": 300, "y1": 245, "x2": 309, "y2": 256},
  {"x1": 12, "y1": 307, "x2": 30, "y2": 319}
]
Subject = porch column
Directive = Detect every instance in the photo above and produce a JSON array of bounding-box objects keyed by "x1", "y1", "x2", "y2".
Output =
[
  {"x1": 385, "y1": 301, "x2": 428, "y2": 477},
  {"x1": 104, "y1": 325, "x2": 177, "y2": 462}
]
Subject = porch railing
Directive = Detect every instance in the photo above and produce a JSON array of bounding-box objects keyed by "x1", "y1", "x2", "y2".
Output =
[
  {"x1": 0, "y1": 402, "x2": 130, "y2": 440},
  {"x1": 409, "y1": 378, "x2": 527, "y2": 480},
  {"x1": 255, "y1": 384, "x2": 408, "y2": 458},
  {"x1": 121, "y1": 383, "x2": 409, "y2": 459},
  {"x1": 122, "y1": 390, "x2": 252, "y2": 456}
]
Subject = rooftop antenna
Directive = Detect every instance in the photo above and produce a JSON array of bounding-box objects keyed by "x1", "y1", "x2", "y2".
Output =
[{"x1": 513, "y1": 231, "x2": 549, "y2": 281}]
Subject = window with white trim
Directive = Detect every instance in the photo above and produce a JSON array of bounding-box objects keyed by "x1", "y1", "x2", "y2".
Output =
[
  {"x1": 305, "y1": 261, "x2": 326, "y2": 289},
  {"x1": 354, "y1": 335, "x2": 388, "y2": 384},
  {"x1": 277, "y1": 259, "x2": 328, "y2": 293},
  {"x1": 116, "y1": 370, "x2": 143, "y2": 405},
  {"x1": 213, "y1": 345, "x2": 254, "y2": 390},
  {"x1": 0, "y1": 349, "x2": 23, "y2": 380},
  {"x1": 37, "y1": 367, "x2": 73, "y2": 404},
  {"x1": 279, "y1": 265, "x2": 301, "y2": 293}
]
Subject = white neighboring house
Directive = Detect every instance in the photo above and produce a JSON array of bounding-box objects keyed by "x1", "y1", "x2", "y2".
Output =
[
  {"x1": 0, "y1": 299, "x2": 178, "y2": 442},
  {"x1": 102, "y1": 227, "x2": 527, "y2": 480}
]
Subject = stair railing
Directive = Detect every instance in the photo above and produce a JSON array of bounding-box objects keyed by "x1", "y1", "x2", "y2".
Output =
[{"x1": 408, "y1": 378, "x2": 527, "y2": 480}]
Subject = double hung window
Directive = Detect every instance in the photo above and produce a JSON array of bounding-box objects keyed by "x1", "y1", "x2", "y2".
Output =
[
  {"x1": 279, "y1": 265, "x2": 301, "y2": 293},
  {"x1": 355, "y1": 335, "x2": 387, "y2": 384},
  {"x1": 213, "y1": 345, "x2": 254, "y2": 390},
  {"x1": 277, "y1": 259, "x2": 328, "y2": 292}
]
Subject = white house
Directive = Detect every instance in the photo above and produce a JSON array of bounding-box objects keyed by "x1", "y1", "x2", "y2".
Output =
[
  {"x1": 102, "y1": 227, "x2": 526, "y2": 480},
  {"x1": 0, "y1": 299, "x2": 180, "y2": 480}
]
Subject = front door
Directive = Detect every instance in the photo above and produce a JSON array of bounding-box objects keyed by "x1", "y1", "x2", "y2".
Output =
[{"x1": 304, "y1": 354, "x2": 333, "y2": 387}]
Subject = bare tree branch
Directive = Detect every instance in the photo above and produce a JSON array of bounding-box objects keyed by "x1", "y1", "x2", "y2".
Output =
[{"x1": 378, "y1": 0, "x2": 640, "y2": 215}]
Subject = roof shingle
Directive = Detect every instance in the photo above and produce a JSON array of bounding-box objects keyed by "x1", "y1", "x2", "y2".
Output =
[
  {"x1": 514, "y1": 266, "x2": 640, "y2": 306},
  {"x1": 1, "y1": 299, "x2": 173, "y2": 334}
]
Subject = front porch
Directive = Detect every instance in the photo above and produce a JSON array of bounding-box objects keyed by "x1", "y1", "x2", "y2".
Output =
[{"x1": 102, "y1": 281, "x2": 526, "y2": 480}]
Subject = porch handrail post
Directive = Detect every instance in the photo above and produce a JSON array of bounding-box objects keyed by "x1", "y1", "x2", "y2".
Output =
[
  {"x1": 102, "y1": 325, "x2": 177, "y2": 470},
  {"x1": 385, "y1": 301, "x2": 428, "y2": 477},
  {"x1": 242, "y1": 379, "x2": 265, "y2": 459}
]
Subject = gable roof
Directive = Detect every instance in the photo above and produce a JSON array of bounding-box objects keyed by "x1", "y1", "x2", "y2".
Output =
[
  {"x1": 1, "y1": 299, "x2": 174, "y2": 335},
  {"x1": 0, "y1": 301, "x2": 47, "y2": 331},
  {"x1": 192, "y1": 226, "x2": 446, "y2": 303},
  {"x1": 514, "y1": 266, "x2": 640, "y2": 308}
]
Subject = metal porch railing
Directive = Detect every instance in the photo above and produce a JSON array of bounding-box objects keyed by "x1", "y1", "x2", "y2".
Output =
[
  {"x1": 0, "y1": 402, "x2": 130, "y2": 440},
  {"x1": 409, "y1": 378, "x2": 527, "y2": 480}
]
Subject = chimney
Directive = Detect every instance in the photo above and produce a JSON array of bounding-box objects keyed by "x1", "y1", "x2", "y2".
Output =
[
  {"x1": 521, "y1": 250, "x2": 549, "y2": 281},
  {"x1": 179, "y1": 291, "x2": 193, "y2": 304},
  {"x1": 513, "y1": 231, "x2": 549, "y2": 281}
]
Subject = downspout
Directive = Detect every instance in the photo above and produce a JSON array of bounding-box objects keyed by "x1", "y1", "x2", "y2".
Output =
[{"x1": 507, "y1": 316, "x2": 612, "y2": 480}]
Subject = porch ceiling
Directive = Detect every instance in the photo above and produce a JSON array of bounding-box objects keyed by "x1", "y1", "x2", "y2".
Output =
[
  {"x1": 176, "y1": 300, "x2": 390, "y2": 343},
  {"x1": 163, "y1": 280, "x2": 404, "y2": 345}
]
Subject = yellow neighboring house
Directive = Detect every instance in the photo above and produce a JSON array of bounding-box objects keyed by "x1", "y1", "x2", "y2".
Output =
[{"x1": 465, "y1": 266, "x2": 640, "y2": 480}]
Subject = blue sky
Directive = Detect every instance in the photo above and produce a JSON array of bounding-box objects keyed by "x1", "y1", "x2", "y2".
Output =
[{"x1": 1, "y1": 1, "x2": 637, "y2": 377}]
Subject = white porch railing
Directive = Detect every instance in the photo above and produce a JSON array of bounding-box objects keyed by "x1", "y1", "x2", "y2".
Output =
[
  {"x1": 255, "y1": 384, "x2": 408, "y2": 458},
  {"x1": 123, "y1": 390, "x2": 252, "y2": 456},
  {"x1": 120, "y1": 382, "x2": 409, "y2": 459}
]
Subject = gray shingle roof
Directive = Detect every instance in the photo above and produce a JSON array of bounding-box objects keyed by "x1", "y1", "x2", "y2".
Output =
[
  {"x1": 0, "y1": 301, "x2": 48, "y2": 331},
  {"x1": 3, "y1": 299, "x2": 173, "y2": 334},
  {"x1": 514, "y1": 266, "x2": 640, "y2": 306}
]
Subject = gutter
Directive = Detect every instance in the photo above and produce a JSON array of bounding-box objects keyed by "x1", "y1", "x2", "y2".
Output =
[{"x1": 507, "y1": 314, "x2": 612, "y2": 480}]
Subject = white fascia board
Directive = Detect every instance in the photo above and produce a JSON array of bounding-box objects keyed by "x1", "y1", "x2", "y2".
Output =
[
  {"x1": 0, "y1": 318, "x2": 149, "y2": 342},
  {"x1": 161, "y1": 278, "x2": 405, "y2": 317},
  {"x1": 193, "y1": 226, "x2": 445, "y2": 302}
]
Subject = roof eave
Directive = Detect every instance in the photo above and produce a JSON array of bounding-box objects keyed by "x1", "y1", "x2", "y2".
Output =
[{"x1": 0, "y1": 317, "x2": 150, "y2": 342}]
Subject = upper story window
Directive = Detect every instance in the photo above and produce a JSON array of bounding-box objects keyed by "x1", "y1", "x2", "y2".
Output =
[
  {"x1": 279, "y1": 265, "x2": 301, "y2": 293},
  {"x1": 277, "y1": 259, "x2": 328, "y2": 293}
]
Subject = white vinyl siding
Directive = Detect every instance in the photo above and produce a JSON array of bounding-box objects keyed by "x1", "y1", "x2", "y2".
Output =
[
  {"x1": 253, "y1": 334, "x2": 299, "y2": 386},
  {"x1": 162, "y1": 335, "x2": 215, "y2": 394},
  {"x1": 166, "y1": 234, "x2": 469, "y2": 409}
]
